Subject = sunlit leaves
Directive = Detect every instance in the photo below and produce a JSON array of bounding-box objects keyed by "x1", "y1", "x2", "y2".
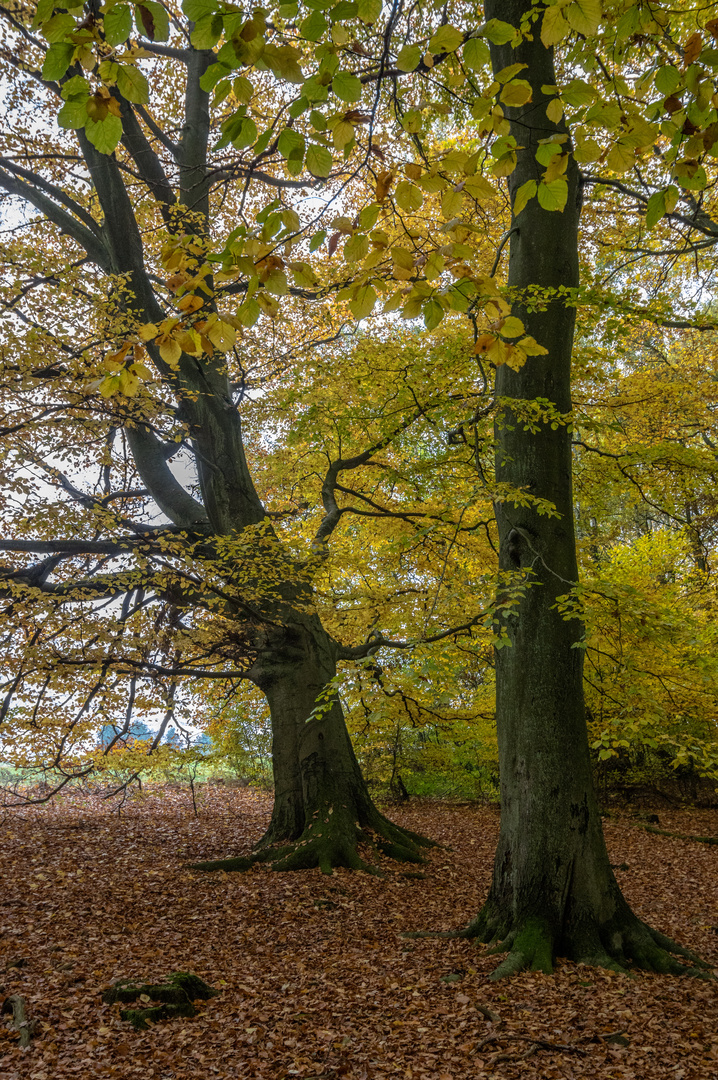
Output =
[
  {"x1": 306, "y1": 144, "x2": 333, "y2": 178},
  {"x1": 103, "y1": 4, "x2": 133, "y2": 46},
  {"x1": 42, "y1": 42, "x2": 75, "y2": 81},
  {"x1": 483, "y1": 19, "x2": 518, "y2": 46},
  {"x1": 397, "y1": 44, "x2": 422, "y2": 71},
  {"x1": 348, "y1": 283, "x2": 376, "y2": 319},
  {"x1": 333, "y1": 71, "x2": 363, "y2": 103},
  {"x1": 85, "y1": 114, "x2": 124, "y2": 154},
  {"x1": 428, "y1": 25, "x2": 464, "y2": 54},
  {"x1": 537, "y1": 178, "x2": 568, "y2": 211}
]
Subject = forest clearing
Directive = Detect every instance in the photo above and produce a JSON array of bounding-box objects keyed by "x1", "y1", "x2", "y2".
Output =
[{"x1": 1, "y1": 786, "x2": 717, "y2": 1080}]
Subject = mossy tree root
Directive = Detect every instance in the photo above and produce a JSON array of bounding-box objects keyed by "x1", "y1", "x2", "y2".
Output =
[
  {"x1": 189, "y1": 806, "x2": 434, "y2": 875},
  {"x1": 102, "y1": 971, "x2": 220, "y2": 1030},
  {"x1": 462, "y1": 905, "x2": 714, "y2": 981}
]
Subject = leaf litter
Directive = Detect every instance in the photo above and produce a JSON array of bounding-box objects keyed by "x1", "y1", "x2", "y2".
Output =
[{"x1": 1, "y1": 785, "x2": 717, "y2": 1079}]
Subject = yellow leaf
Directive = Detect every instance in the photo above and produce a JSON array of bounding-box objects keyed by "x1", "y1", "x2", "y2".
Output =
[
  {"x1": 504, "y1": 344, "x2": 528, "y2": 371},
  {"x1": 441, "y1": 189, "x2": 464, "y2": 218},
  {"x1": 500, "y1": 315, "x2": 525, "y2": 338},
  {"x1": 463, "y1": 175, "x2": 497, "y2": 200},
  {"x1": 544, "y1": 152, "x2": 568, "y2": 182},
  {"x1": 177, "y1": 293, "x2": 204, "y2": 313},
  {"x1": 138, "y1": 323, "x2": 159, "y2": 341},
  {"x1": 606, "y1": 140, "x2": 635, "y2": 175},
  {"x1": 513, "y1": 179, "x2": 537, "y2": 217},
  {"x1": 567, "y1": 0, "x2": 601, "y2": 38},
  {"x1": 207, "y1": 320, "x2": 237, "y2": 351},
  {"x1": 518, "y1": 335, "x2": 549, "y2": 356},
  {"x1": 541, "y1": 5, "x2": 570, "y2": 47},
  {"x1": 159, "y1": 337, "x2": 182, "y2": 366},
  {"x1": 572, "y1": 138, "x2": 602, "y2": 164},
  {"x1": 500, "y1": 80, "x2": 532, "y2": 107},
  {"x1": 545, "y1": 97, "x2": 563, "y2": 124}
]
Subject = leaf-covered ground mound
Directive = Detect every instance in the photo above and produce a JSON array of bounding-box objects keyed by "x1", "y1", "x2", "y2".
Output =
[{"x1": 1, "y1": 784, "x2": 717, "y2": 1079}]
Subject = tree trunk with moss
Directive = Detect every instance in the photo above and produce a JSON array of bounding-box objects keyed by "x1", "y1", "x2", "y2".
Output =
[
  {"x1": 194, "y1": 618, "x2": 432, "y2": 872},
  {"x1": 465, "y1": 0, "x2": 706, "y2": 978}
]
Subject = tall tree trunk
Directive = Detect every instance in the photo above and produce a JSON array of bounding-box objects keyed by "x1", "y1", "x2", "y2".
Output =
[
  {"x1": 464, "y1": 0, "x2": 706, "y2": 977},
  {"x1": 193, "y1": 618, "x2": 432, "y2": 873}
]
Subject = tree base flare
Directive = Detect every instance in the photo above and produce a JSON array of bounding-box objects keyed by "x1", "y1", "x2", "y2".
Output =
[
  {"x1": 462, "y1": 905, "x2": 713, "y2": 981},
  {"x1": 189, "y1": 806, "x2": 434, "y2": 875}
]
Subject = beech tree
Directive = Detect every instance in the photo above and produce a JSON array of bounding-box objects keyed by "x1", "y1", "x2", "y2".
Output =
[{"x1": 2, "y1": 0, "x2": 717, "y2": 975}]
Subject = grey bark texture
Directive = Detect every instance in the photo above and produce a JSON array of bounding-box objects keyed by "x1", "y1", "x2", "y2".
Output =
[{"x1": 467, "y1": 0, "x2": 707, "y2": 977}]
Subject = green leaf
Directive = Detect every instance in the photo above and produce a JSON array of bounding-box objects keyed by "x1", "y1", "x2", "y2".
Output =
[
  {"x1": 42, "y1": 13, "x2": 76, "y2": 42},
  {"x1": 103, "y1": 4, "x2": 133, "y2": 47},
  {"x1": 265, "y1": 269, "x2": 288, "y2": 295},
  {"x1": 344, "y1": 233, "x2": 369, "y2": 261},
  {"x1": 61, "y1": 75, "x2": 90, "y2": 101},
  {"x1": 428, "y1": 25, "x2": 464, "y2": 54},
  {"x1": 278, "y1": 127, "x2": 305, "y2": 160},
  {"x1": 537, "y1": 177, "x2": 568, "y2": 212},
  {"x1": 358, "y1": 203, "x2": 381, "y2": 229},
  {"x1": 233, "y1": 76, "x2": 254, "y2": 104},
  {"x1": 483, "y1": 19, "x2": 517, "y2": 46},
  {"x1": 349, "y1": 283, "x2": 377, "y2": 319},
  {"x1": 58, "y1": 98, "x2": 90, "y2": 129},
  {"x1": 397, "y1": 44, "x2": 422, "y2": 71},
  {"x1": 200, "y1": 63, "x2": 231, "y2": 92},
  {"x1": 463, "y1": 37, "x2": 490, "y2": 71},
  {"x1": 333, "y1": 120, "x2": 355, "y2": 150},
  {"x1": 655, "y1": 65, "x2": 680, "y2": 97},
  {"x1": 306, "y1": 143, "x2": 333, "y2": 178},
  {"x1": 190, "y1": 14, "x2": 223, "y2": 49},
  {"x1": 135, "y1": 2, "x2": 170, "y2": 41},
  {"x1": 394, "y1": 181, "x2": 424, "y2": 212},
  {"x1": 513, "y1": 179, "x2": 537, "y2": 217},
  {"x1": 231, "y1": 117, "x2": 258, "y2": 149},
  {"x1": 332, "y1": 71, "x2": 362, "y2": 103},
  {"x1": 182, "y1": 0, "x2": 218, "y2": 19},
  {"x1": 561, "y1": 78, "x2": 596, "y2": 107},
  {"x1": 85, "y1": 114, "x2": 124, "y2": 155},
  {"x1": 116, "y1": 65, "x2": 150, "y2": 104},
  {"x1": 566, "y1": 0, "x2": 601, "y2": 38},
  {"x1": 310, "y1": 230, "x2": 327, "y2": 251},
  {"x1": 42, "y1": 42, "x2": 74, "y2": 82},
  {"x1": 356, "y1": 0, "x2": 381, "y2": 24},
  {"x1": 423, "y1": 298, "x2": 444, "y2": 330},
  {"x1": 645, "y1": 190, "x2": 666, "y2": 229},
  {"x1": 301, "y1": 9, "x2": 328, "y2": 41},
  {"x1": 237, "y1": 298, "x2": 261, "y2": 327}
]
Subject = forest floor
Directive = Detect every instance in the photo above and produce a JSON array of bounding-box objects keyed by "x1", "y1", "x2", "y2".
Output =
[{"x1": 1, "y1": 785, "x2": 717, "y2": 1080}]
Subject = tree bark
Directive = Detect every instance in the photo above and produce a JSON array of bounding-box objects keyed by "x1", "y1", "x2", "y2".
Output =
[
  {"x1": 192, "y1": 618, "x2": 433, "y2": 873},
  {"x1": 466, "y1": 0, "x2": 707, "y2": 977}
]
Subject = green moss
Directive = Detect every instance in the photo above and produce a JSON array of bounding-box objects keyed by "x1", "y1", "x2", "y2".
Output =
[{"x1": 103, "y1": 971, "x2": 220, "y2": 1028}]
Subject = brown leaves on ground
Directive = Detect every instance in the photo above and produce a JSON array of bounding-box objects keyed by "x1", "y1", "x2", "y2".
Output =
[{"x1": 1, "y1": 786, "x2": 717, "y2": 1080}]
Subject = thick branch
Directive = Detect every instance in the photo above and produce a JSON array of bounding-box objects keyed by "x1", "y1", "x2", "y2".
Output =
[
  {"x1": 125, "y1": 424, "x2": 209, "y2": 528},
  {"x1": 0, "y1": 165, "x2": 111, "y2": 270}
]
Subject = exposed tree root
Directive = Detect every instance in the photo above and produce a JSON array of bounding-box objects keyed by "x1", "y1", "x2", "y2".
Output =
[
  {"x1": 640, "y1": 824, "x2": 718, "y2": 845},
  {"x1": 1, "y1": 994, "x2": 37, "y2": 1047},
  {"x1": 189, "y1": 806, "x2": 434, "y2": 875},
  {"x1": 461, "y1": 905, "x2": 714, "y2": 981}
]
